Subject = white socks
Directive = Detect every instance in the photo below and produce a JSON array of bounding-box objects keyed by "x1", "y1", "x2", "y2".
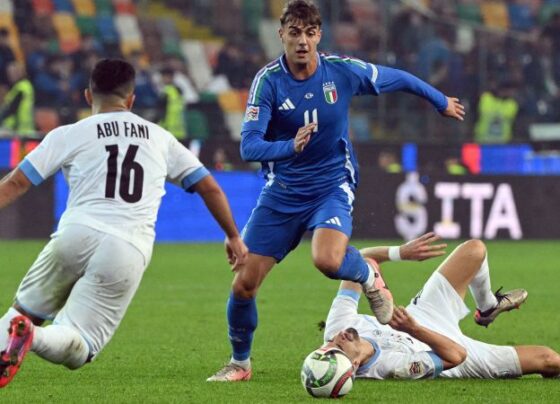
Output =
[
  {"x1": 0, "y1": 307, "x2": 23, "y2": 351},
  {"x1": 32, "y1": 324, "x2": 89, "y2": 370},
  {"x1": 231, "y1": 357, "x2": 251, "y2": 370},
  {"x1": 469, "y1": 255, "x2": 499, "y2": 312},
  {"x1": 363, "y1": 264, "x2": 376, "y2": 289}
]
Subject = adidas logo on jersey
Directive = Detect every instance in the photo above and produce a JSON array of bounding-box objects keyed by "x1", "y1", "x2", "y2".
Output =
[
  {"x1": 325, "y1": 217, "x2": 342, "y2": 226},
  {"x1": 278, "y1": 98, "x2": 295, "y2": 111}
]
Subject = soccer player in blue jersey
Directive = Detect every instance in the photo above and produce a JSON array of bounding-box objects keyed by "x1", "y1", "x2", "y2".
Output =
[{"x1": 208, "y1": 0, "x2": 465, "y2": 382}]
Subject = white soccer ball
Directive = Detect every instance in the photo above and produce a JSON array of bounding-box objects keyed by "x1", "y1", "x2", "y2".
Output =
[{"x1": 301, "y1": 347, "x2": 354, "y2": 398}]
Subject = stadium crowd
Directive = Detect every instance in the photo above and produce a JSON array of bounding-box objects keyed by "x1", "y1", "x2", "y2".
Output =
[{"x1": 0, "y1": 0, "x2": 559, "y2": 146}]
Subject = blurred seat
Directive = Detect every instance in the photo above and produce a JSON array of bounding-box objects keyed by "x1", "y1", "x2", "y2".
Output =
[
  {"x1": 224, "y1": 112, "x2": 243, "y2": 140},
  {"x1": 457, "y1": 2, "x2": 482, "y2": 24},
  {"x1": 481, "y1": 1, "x2": 509, "y2": 30},
  {"x1": 0, "y1": 0, "x2": 13, "y2": 14},
  {"x1": 72, "y1": 0, "x2": 95, "y2": 16},
  {"x1": 53, "y1": 12, "x2": 81, "y2": 53},
  {"x1": 32, "y1": 0, "x2": 54, "y2": 16},
  {"x1": 508, "y1": 3, "x2": 535, "y2": 31},
  {"x1": 112, "y1": 0, "x2": 135, "y2": 15},
  {"x1": 96, "y1": 14, "x2": 118, "y2": 44},
  {"x1": 181, "y1": 40, "x2": 213, "y2": 91},
  {"x1": 218, "y1": 90, "x2": 244, "y2": 113},
  {"x1": 34, "y1": 108, "x2": 60, "y2": 134},
  {"x1": 76, "y1": 15, "x2": 97, "y2": 35},
  {"x1": 53, "y1": 0, "x2": 73, "y2": 12},
  {"x1": 259, "y1": 19, "x2": 282, "y2": 59},
  {"x1": 94, "y1": 0, "x2": 112, "y2": 15}
]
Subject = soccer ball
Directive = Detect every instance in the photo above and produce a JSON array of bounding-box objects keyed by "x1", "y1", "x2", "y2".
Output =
[{"x1": 301, "y1": 347, "x2": 354, "y2": 398}]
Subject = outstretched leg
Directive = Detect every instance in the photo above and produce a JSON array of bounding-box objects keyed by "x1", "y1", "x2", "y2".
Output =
[{"x1": 437, "y1": 239, "x2": 527, "y2": 326}]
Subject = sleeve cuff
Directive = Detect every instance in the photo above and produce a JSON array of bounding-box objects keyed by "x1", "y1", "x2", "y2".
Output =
[
  {"x1": 181, "y1": 166, "x2": 210, "y2": 193},
  {"x1": 427, "y1": 351, "x2": 444, "y2": 378},
  {"x1": 19, "y1": 159, "x2": 44, "y2": 186},
  {"x1": 337, "y1": 288, "x2": 361, "y2": 303}
]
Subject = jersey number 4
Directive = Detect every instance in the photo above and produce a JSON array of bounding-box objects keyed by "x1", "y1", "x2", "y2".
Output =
[{"x1": 105, "y1": 145, "x2": 144, "y2": 203}]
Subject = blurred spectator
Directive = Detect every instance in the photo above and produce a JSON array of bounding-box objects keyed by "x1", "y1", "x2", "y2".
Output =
[
  {"x1": 34, "y1": 55, "x2": 82, "y2": 106},
  {"x1": 212, "y1": 147, "x2": 233, "y2": 171},
  {"x1": 157, "y1": 67, "x2": 186, "y2": 141},
  {"x1": 214, "y1": 40, "x2": 263, "y2": 89},
  {"x1": 474, "y1": 80, "x2": 520, "y2": 144},
  {"x1": 153, "y1": 55, "x2": 199, "y2": 105},
  {"x1": 0, "y1": 28, "x2": 16, "y2": 89},
  {"x1": 0, "y1": 62, "x2": 35, "y2": 136},
  {"x1": 542, "y1": 11, "x2": 560, "y2": 53},
  {"x1": 129, "y1": 51, "x2": 159, "y2": 108},
  {"x1": 377, "y1": 150, "x2": 402, "y2": 173},
  {"x1": 445, "y1": 156, "x2": 467, "y2": 175}
]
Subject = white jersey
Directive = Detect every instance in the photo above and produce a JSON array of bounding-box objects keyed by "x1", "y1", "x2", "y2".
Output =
[
  {"x1": 324, "y1": 290, "x2": 443, "y2": 380},
  {"x1": 19, "y1": 111, "x2": 208, "y2": 259},
  {"x1": 325, "y1": 272, "x2": 522, "y2": 380}
]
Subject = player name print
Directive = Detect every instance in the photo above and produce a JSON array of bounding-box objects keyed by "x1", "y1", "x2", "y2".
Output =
[
  {"x1": 322, "y1": 82, "x2": 338, "y2": 104},
  {"x1": 97, "y1": 121, "x2": 150, "y2": 139}
]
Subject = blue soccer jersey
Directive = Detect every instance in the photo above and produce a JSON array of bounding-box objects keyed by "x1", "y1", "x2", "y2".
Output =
[{"x1": 241, "y1": 52, "x2": 447, "y2": 201}]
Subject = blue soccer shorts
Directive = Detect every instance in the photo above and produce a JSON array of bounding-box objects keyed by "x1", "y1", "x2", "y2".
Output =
[{"x1": 242, "y1": 183, "x2": 355, "y2": 261}]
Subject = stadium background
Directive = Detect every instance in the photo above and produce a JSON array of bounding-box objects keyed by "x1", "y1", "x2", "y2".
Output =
[{"x1": 0, "y1": 0, "x2": 559, "y2": 402}]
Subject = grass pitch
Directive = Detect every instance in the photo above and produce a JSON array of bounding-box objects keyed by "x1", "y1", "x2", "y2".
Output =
[{"x1": 0, "y1": 240, "x2": 558, "y2": 403}]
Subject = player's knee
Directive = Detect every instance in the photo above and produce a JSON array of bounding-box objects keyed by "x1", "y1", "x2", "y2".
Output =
[
  {"x1": 540, "y1": 347, "x2": 560, "y2": 374},
  {"x1": 313, "y1": 255, "x2": 342, "y2": 276},
  {"x1": 462, "y1": 239, "x2": 486, "y2": 263},
  {"x1": 232, "y1": 277, "x2": 259, "y2": 298}
]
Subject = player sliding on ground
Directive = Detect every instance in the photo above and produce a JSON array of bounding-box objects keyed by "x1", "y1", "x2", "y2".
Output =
[
  {"x1": 0, "y1": 59, "x2": 248, "y2": 388},
  {"x1": 315, "y1": 234, "x2": 560, "y2": 379},
  {"x1": 209, "y1": 0, "x2": 465, "y2": 382}
]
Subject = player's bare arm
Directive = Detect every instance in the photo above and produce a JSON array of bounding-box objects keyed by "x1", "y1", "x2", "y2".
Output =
[
  {"x1": 360, "y1": 232, "x2": 447, "y2": 264},
  {"x1": 441, "y1": 97, "x2": 465, "y2": 121},
  {"x1": 192, "y1": 176, "x2": 248, "y2": 270},
  {"x1": 293, "y1": 122, "x2": 317, "y2": 153},
  {"x1": 389, "y1": 306, "x2": 466, "y2": 370},
  {"x1": 0, "y1": 168, "x2": 31, "y2": 210}
]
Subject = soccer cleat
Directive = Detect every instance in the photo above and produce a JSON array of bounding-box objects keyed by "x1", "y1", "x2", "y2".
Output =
[
  {"x1": 206, "y1": 363, "x2": 252, "y2": 382},
  {"x1": 364, "y1": 258, "x2": 393, "y2": 302},
  {"x1": 474, "y1": 288, "x2": 528, "y2": 327},
  {"x1": 0, "y1": 316, "x2": 34, "y2": 388},
  {"x1": 362, "y1": 285, "x2": 394, "y2": 325}
]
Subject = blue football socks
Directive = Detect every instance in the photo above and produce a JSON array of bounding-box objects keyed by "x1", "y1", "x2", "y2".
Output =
[
  {"x1": 328, "y1": 245, "x2": 370, "y2": 283},
  {"x1": 227, "y1": 292, "x2": 258, "y2": 361}
]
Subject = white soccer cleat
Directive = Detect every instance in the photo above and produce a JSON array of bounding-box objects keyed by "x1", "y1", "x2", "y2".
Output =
[
  {"x1": 362, "y1": 285, "x2": 393, "y2": 325},
  {"x1": 207, "y1": 363, "x2": 252, "y2": 382},
  {"x1": 474, "y1": 287, "x2": 528, "y2": 327}
]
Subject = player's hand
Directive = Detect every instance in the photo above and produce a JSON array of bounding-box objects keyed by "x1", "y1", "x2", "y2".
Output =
[
  {"x1": 399, "y1": 232, "x2": 447, "y2": 261},
  {"x1": 225, "y1": 235, "x2": 249, "y2": 272},
  {"x1": 294, "y1": 123, "x2": 317, "y2": 153},
  {"x1": 441, "y1": 97, "x2": 465, "y2": 121},
  {"x1": 389, "y1": 306, "x2": 419, "y2": 334}
]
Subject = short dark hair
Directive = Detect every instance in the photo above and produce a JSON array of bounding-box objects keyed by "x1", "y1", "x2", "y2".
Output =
[
  {"x1": 90, "y1": 59, "x2": 135, "y2": 97},
  {"x1": 280, "y1": 0, "x2": 322, "y2": 27}
]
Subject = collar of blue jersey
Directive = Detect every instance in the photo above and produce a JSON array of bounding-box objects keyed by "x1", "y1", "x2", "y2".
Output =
[
  {"x1": 356, "y1": 337, "x2": 380, "y2": 375},
  {"x1": 279, "y1": 52, "x2": 321, "y2": 75}
]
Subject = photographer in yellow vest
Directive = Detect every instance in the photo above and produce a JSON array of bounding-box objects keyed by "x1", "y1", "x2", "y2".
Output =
[
  {"x1": 157, "y1": 67, "x2": 186, "y2": 141},
  {"x1": 0, "y1": 62, "x2": 35, "y2": 136}
]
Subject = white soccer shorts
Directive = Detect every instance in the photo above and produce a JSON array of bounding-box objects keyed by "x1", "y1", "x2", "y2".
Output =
[
  {"x1": 15, "y1": 224, "x2": 148, "y2": 359},
  {"x1": 406, "y1": 271, "x2": 522, "y2": 379}
]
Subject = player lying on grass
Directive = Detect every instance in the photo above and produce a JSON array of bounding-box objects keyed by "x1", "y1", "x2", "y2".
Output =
[
  {"x1": 317, "y1": 234, "x2": 560, "y2": 379},
  {"x1": 0, "y1": 59, "x2": 248, "y2": 388}
]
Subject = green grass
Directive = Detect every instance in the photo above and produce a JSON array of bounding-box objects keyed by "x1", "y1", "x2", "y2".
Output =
[{"x1": 0, "y1": 240, "x2": 559, "y2": 403}]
